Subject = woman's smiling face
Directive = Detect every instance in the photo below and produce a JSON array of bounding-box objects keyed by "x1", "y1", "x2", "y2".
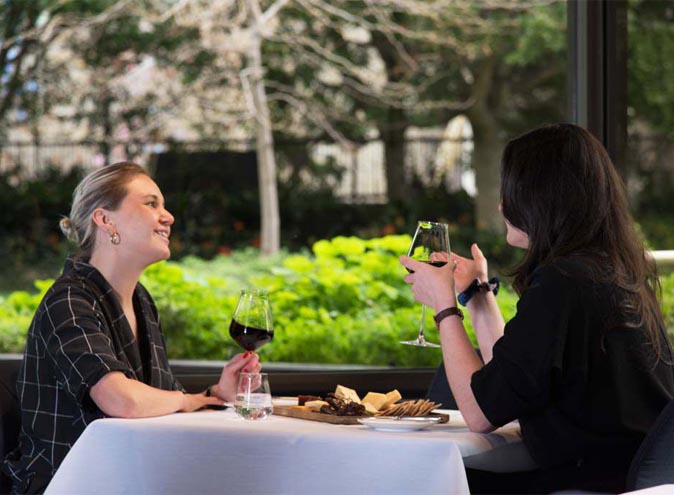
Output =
[{"x1": 107, "y1": 174, "x2": 174, "y2": 266}]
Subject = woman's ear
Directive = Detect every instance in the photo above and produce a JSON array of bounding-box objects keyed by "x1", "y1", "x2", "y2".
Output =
[{"x1": 92, "y1": 208, "x2": 113, "y2": 233}]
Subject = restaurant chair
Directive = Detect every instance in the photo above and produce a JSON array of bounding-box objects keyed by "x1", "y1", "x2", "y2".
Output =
[
  {"x1": 426, "y1": 362, "x2": 458, "y2": 409},
  {"x1": 625, "y1": 397, "x2": 674, "y2": 491},
  {"x1": 0, "y1": 358, "x2": 21, "y2": 493},
  {"x1": 426, "y1": 351, "x2": 484, "y2": 409}
]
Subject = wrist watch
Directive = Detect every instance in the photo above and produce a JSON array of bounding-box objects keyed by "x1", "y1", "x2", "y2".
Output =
[
  {"x1": 433, "y1": 306, "x2": 464, "y2": 327},
  {"x1": 457, "y1": 277, "x2": 500, "y2": 306}
]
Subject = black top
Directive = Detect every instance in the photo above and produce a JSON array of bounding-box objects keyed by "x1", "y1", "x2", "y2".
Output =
[
  {"x1": 471, "y1": 259, "x2": 674, "y2": 482},
  {"x1": 2, "y1": 259, "x2": 183, "y2": 494}
]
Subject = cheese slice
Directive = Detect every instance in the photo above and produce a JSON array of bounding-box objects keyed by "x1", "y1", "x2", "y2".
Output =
[
  {"x1": 362, "y1": 392, "x2": 389, "y2": 411},
  {"x1": 334, "y1": 385, "x2": 361, "y2": 403},
  {"x1": 291, "y1": 405, "x2": 311, "y2": 412},
  {"x1": 383, "y1": 389, "x2": 402, "y2": 409},
  {"x1": 362, "y1": 402, "x2": 379, "y2": 415},
  {"x1": 304, "y1": 400, "x2": 329, "y2": 412}
]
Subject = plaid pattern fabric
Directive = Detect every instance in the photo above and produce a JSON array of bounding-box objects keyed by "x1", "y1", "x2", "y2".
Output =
[{"x1": 3, "y1": 258, "x2": 183, "y2": 494}]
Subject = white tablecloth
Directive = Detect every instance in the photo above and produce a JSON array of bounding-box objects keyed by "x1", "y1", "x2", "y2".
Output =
[
  {"x1": 624, "y1": 486, "x2": 674, "y2": 495},
  {"x1": 45, "y1": 408, "x2": 532, "y2": 495}
]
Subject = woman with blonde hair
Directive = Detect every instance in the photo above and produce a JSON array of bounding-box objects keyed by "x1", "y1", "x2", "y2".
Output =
[
  {"x1": 402, "y1": 124, "x2": 674, "y2": 493},
  {"x1": 3, "y1": 162, "x2": 260, "y2": 494}
]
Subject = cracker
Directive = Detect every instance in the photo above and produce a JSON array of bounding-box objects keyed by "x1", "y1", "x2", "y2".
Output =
[{"x1": 378, "y1": 398, "x2": 441, "y2": 417}]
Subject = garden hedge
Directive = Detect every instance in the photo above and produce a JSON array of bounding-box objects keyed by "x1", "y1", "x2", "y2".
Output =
[{"x1": 1, "y1": 235, "x2": 672, "y2": 367}]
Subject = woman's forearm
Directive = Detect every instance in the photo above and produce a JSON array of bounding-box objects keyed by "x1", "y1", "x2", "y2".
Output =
[
  {"x1": 466, "y1": 291, "x2": 505, "y2": 363},
  {"x1": 90, "y1": 372, "x2": 193, "y2": 418},
  {"x1": 437, "y1": 316, "x2": 495, "y2": 433}
]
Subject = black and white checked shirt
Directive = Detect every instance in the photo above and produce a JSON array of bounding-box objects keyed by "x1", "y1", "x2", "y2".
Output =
[{"x1": 3, "y1": 258, "x2": 183, "y2": 494}]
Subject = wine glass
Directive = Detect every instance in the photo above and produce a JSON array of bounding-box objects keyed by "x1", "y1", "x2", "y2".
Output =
[
  {"x1": 229, "y1": 289, "x2": 274, "y2": 351},
  {"x1": 234, "y1": 372, "x2": 273, "y2": 420},
  {"x1": 401, "y1": 221, "x2": 451, "y2": 348}
]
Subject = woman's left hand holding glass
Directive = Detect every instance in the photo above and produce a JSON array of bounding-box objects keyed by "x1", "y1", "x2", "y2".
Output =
[
  {"x1": 210, "y1": 352, "x2": 261, "y2": 403},
  {"x1": 400, "y1": 255, "x2": 458, "y2": 312}
]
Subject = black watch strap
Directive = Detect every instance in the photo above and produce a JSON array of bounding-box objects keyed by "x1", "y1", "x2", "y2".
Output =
[{"x1": 434, "y1": 306, "x2": 464, "y2": 327}]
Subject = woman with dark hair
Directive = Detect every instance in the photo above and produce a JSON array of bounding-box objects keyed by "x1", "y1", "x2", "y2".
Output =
[{"x1": 401, "y1": 123, "x2": 674, "y2": 493}]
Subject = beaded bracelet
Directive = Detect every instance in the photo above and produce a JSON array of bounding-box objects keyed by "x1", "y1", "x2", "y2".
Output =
[{"x1": 457, "y1": 277, "x2": 500, "y2": 306}]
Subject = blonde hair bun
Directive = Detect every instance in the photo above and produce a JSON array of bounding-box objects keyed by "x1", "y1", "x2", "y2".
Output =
[{"x1": 59, "y1": 216, "x2": 79, "y2": 245}]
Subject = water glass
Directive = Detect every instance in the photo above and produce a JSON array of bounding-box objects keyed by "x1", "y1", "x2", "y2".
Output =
[{"x1": 234, "y1": 372, "x2": 273, "y2": 420}]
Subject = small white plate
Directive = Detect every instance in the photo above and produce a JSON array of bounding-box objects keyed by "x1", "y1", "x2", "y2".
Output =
[{"x1": 358, "y1": 416, "x2": 441, "y2": 432}]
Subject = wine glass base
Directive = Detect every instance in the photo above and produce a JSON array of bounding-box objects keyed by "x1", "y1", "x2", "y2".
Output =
[{"x1": 400, "y1": 339, "x2": 441, "y2": 348}]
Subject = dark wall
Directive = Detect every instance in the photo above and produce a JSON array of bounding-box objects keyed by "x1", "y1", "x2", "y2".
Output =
[{"x1": 154, "y1": 150, "x2": 261, "y2": 254}]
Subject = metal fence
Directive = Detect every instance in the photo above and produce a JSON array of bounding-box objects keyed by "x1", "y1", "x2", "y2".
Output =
[
  {"x1": 5, "y1": 134, "x2": 670, "y2": 204},
  {"x1": 0, "y1": 137, "x2": 472, "y2": 204}
]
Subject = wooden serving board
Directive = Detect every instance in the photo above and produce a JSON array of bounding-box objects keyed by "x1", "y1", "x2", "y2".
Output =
[
  {"x1": 273, "y1": 405, "x2": 449, "y2": 425},
  {"x1": 273, "y1": 405, "x2": 362, "y2": 424}
]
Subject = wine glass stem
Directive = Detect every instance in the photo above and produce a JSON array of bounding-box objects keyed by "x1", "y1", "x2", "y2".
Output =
[{"x1": 417, "y1": 305, "x2": 427, "y2": 342}]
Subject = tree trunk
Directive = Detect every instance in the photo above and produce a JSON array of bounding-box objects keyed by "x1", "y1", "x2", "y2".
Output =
[
  {"x1": 379, "y1": 107, "x2": 409, "y2": 202},
  {"x1": 370, "y1": 23, "x2": 413, "y2": 204},
  {"x1": 247, "y1": 40, "x2": 280, "y2": 255},
  {"x1": 466, "y1": 55, "x2": 504, "y2": 233},
  {"x1": 469, "y1": 114, "x2": 504, "y2": 232}
]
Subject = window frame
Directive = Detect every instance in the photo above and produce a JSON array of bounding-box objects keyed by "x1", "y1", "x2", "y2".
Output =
[{"x1": 567, "y1": 0, "x2": 628, "y2": 175}]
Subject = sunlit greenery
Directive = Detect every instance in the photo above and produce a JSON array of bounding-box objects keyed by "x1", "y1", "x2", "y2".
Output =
[
  {"x1": 2, "y1": 235, "x2": 673, "y2": 366},
  {"x1": 0, "y1": 236, "x2": 519, "y2": 366}
]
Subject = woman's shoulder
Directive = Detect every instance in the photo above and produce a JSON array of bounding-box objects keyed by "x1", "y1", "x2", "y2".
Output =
[
  {"x1": 525, "y1": 257, "x2": 606, "y2": 303},
  {"x1": 41, "y1": 260, "x2": 110, "y2": 307},
  {"x1": 529, "y1": 256, "x2": 622, "y2": 314},
  {"x1": 28, "y1": 271, "x2": 106, "y2": 339},
  {"x1": 38, "y1": 277, "x2": 98, "y2": 315},
  {"x1": 533, "y1": 256, "x2": 601, "y2": 284}
]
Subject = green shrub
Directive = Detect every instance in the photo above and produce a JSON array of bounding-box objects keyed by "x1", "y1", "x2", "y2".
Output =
[
  {"x1": 0, "y1": 280, "x2": 52, "y2": 353},
  {"x1": 1, "y1": 236, "x2": 672, "y2": 366},
  {"x1": 0, "y1": 165, "x2": 83, "y2": 291},
  {"x1": 661, "y1": 272, "x2": 674, "y2": 339}
]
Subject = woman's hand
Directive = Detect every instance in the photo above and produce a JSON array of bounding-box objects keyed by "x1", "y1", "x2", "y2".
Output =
[
  {"x1": 211, "y1": 352, "x2": 261, "y2": 403},
  {"x1": 400, "y1": 255, "x2": 457, "y2": 313},
  {"x1": 450, "y1": 243, "x2": 489, "y2": 294},
  {"x1": 180, "y1": 392, "x2": 226, "y2": 412}
]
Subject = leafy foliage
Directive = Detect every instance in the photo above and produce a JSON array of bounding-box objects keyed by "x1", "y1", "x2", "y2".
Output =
[
  {"x1": 0, "y1": 158, "x2": 514, "y2": 291},
  {"x1": 629, "y1": 0, "x2": 674, "y2": 137},
  {"x1": 0, "y1": 280, "x2": 51, "y2": 353},
  {"x1": 0, "y1": 236, "x2": 517, "y2": 365},
  {"x1": 661, "y1": 272, "x2": 674, "y2": 334},
  {"x1": 1, "y1": 236, "x2": 672, "y2": 367},
  {"x1": 0, "y1": 164, "x2": 83, "y2": 291}
]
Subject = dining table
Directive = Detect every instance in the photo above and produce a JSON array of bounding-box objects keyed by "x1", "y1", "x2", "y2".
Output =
[{"x1": 44, "y1": 404, "x2": 534, "y2": 495}]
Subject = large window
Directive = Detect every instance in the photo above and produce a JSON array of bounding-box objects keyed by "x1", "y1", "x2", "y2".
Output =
[
  {"x1": 626, "y1": 0, "x2": 674, "y2": 253},
  {"x1": 0, "y1": 2, "x2": 569, "y2": 366}
]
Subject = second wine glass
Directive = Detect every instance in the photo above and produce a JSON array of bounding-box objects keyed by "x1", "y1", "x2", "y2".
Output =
[
  {"x1": 229, "y1": 289, "x2": 274, "y2": 351},
  {"x1": 401, "y1": 221, "x2": 451, "y2": 348}
]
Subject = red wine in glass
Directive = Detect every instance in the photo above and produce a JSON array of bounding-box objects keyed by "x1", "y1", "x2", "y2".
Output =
[
  {"x1": 229, "y1": 320, "x2": 274, "y2": 351},
  {"x1": 229, "y1": 289, "x2": 274, "y2": 352},
  {"x1": 405, "y1": 260, "x2": 447, "y2": 273}
]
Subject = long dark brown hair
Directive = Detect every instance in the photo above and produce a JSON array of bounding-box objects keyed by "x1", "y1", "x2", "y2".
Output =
[{"x1": 500, "y1": 123, "x2": 668, "y2": 358}]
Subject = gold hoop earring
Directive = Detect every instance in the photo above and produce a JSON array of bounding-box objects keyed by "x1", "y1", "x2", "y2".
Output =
[{"x1": 110, "y1": 231, "x2": 121, "y2": 245}]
